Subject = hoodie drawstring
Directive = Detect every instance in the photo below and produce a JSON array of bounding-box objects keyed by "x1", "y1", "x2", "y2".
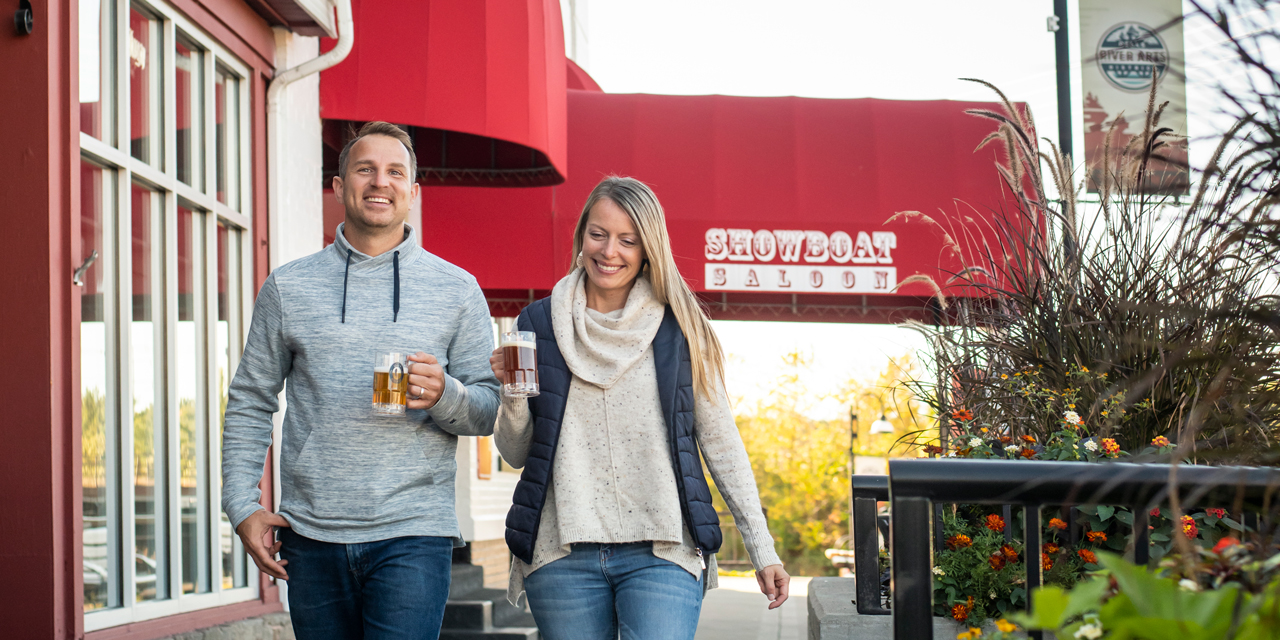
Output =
[
  {"x1": 341, "y1": 248, "x2": 353, "y2": 323},
  {"x1": 393, "y1": 250, "x2": 400, "y2": 323}
]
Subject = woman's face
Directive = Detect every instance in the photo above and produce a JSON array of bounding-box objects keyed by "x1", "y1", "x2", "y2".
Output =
[{"x1": 581, "y1": 198, "x2": 646, "y2": 296}]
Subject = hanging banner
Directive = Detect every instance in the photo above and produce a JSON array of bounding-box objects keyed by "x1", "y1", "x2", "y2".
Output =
[{"x1": 1080, "y1": 0, "x2": 1189, "y2": 194}]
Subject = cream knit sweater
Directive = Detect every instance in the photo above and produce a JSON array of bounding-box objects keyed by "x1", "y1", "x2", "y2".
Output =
[{"x1": 495, "y1": 272, "x2": 781, "y2": 605}]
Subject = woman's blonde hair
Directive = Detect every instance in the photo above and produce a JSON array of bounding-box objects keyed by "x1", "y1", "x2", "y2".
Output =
[{"x1": 570, "y1": 176, "x2": 726, "y2": 399}]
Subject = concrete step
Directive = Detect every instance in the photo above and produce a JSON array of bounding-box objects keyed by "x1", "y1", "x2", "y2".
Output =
[
  {"x1": 449, "y1": 563, "x2": 486, "y2": 599},
  {"x1": 439, "y1": 628, "x2": 538, "y2": 640},
  {"x1": 444, "y1": 590, "x2": 536, "y2": 630}
]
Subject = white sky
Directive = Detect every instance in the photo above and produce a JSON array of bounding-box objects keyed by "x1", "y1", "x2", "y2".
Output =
[{"x1": 563, "y1": 0, "x2": 1269, "y2": 420}]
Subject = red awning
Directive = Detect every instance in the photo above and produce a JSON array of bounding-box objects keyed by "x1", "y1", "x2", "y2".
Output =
[
  {"x1": 319, "y1": 0, "x2": 567, "y2": 186},
  {"x1": 421, "y1": 91, "x2": 1018, "y2": 322},
  {"x1": 566, "y1": 59, "x2": 602, "y2": 92}
]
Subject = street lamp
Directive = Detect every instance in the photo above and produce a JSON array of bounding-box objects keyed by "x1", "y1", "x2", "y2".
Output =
[{"x1": 853, "y1": 393, "x2": 896, "y2": 435}]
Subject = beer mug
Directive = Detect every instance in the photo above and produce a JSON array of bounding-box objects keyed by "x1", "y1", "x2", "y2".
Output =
[
  {"x1": 372, "y1": 351, "x2": 409, "y2": 415},
  {"x1": 501, "y1": 331, "x2": 539, "y2": 398}
]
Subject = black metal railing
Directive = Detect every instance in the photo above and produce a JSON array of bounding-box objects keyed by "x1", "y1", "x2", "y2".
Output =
[
  {"x1": 885, "y1": 458, "x2": 1280, "y2": 640},
  {"x1": 851, "y1": 475, "x2": 890, "y2": 614}
]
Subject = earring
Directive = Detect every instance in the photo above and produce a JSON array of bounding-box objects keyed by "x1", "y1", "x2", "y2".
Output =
[{"x1": 576, "y1": 251, "x2": 584, "y2": 269}]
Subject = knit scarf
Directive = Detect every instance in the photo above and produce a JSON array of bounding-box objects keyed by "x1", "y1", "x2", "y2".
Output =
[{"x1": 550, "y1": 270, "x2": 665, "y2": 389}]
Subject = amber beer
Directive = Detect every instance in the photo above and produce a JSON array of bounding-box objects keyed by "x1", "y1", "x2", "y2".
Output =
[
  {"x1": 372, "y1": 352, "x2": 409, "y2": 415},
  {"x1": 501, "y1": 331, "x2": 539, "y2": 398}
]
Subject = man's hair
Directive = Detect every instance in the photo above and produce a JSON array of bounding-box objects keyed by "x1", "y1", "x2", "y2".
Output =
[{"x1": 337, "y1": 121, "x2": 418, "y2": 180}]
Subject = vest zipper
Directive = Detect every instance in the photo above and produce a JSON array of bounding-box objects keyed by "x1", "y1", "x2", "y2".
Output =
[{"x1": 697, "y1": 547, "x2": 706, "y2": 570}]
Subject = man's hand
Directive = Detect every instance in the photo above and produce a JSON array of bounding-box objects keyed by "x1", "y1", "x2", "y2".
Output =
[
  {"x1": 407, "y1": 352, "x2": 446, "y2": 409},
  {"x1": 757, "y1": 564, "x2": 791, "y2": 609},
  {"x1": 235, "y1": 510, "x2": 290, "y2": 580}
]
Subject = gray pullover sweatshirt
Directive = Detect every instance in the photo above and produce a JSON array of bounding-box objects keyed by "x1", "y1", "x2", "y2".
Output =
[{"x1": 221, "y1": 223, "x2": 500, "y2": 544}]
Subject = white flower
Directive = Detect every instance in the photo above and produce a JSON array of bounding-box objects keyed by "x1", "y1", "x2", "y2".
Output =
[
  {"x1": 1004, "y1": 444, "x2": 1019, "y2": 454},
  {"x1": 1084, "y1": 440, "x2": 1099, "y2": 452},
  {"x1": 1179, "y1": 579, "x2": 1200, "y2": 592},
  {"x1": 946, "y1": 452, "x2": 956, "y2": 457},
  {"x1": 1063, "y1": 410, "x2": 1083, "y2": 425},
  {"x1": 968, "y1": 437, "x2": 982, "y2": 448},
  {"x1": 988, "y1": 590, "x2": 996, "y2": 600},
  {"x1": 932, "y1": 567, "x2": 945, "y2": 576},
  {"x1": 1074, "y1": 623, "x2": 1104, "y2": 640}
]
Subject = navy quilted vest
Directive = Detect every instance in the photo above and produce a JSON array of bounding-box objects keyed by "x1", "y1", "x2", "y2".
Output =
[{"x1": 503, "y1": 297, "x2": 723, "y2": 565}]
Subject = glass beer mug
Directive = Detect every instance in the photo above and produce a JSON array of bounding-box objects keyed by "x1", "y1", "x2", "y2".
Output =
[
  {"x1": 372, "y1": 351, "x2": 409, "y2": 415},
  {"x1": 500, "y1": 331, "x2": 539, "y2": 398}
]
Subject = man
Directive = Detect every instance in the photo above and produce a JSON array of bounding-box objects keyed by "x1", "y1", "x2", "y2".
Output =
[{"x1": 221, "y1": 121, "x2": 500, "y2": 639}]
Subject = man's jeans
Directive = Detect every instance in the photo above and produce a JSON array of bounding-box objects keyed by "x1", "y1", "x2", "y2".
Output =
[
  {"x1": 279, "y1": 528, "x2": 453, "y2": 640},
  {"x1": 524, "y1": 542, "x2": 703, "y2": 640}
]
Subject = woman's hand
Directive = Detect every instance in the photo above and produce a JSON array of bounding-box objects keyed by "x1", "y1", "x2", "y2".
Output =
[
  {"x1": 757, "y1": 564, "x2": 790, "y2": 609},
  {"x1": 489, "y1": 347, "x2": 506, "y2": 384}
]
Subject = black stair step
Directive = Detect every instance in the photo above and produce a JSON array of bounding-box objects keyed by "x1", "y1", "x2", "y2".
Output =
[
  {"x1": 468, "y1": 588, "x2": 536, "y2": 629},
  {"x1": 443, "y1": 599, "x2": 493, "y2": 630},
  {"x1": 449, "y1": 563, "x2": 486, "y2": 599},
  {"x1": 439, "y1": 628, "x2": 538, "y2": 640}
]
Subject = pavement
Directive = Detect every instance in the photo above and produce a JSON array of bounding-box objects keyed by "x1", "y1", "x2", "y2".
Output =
[{"x1": 695, "y1": 576, "x2": 811, "y2": 640}]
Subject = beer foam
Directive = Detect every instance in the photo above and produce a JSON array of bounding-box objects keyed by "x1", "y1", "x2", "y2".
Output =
[
  {"x1": 374, "y1": 365, "x2": 405, "y2": 373},
  {"x1": 500, "y1": 340, "x2": 536, "y2": 349}
]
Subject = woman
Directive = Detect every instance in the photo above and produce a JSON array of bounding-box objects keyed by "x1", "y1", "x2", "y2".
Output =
[{"x1": 491, "y1": 176, "x2": 788, "y2": 640}]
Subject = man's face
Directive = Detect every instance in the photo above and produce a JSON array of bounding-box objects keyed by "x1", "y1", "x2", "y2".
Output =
[{"x1": 332, "y1": 134, "x2": 419, "y2": 235}]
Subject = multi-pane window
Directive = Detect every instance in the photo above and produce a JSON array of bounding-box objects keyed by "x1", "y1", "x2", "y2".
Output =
[{"x1": 78, "y1": 0, "x2": 255, "y2": 628}]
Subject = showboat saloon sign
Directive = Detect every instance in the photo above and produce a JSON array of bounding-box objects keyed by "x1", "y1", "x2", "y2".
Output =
[{"x1": 703, "y1": 228, "x2": 897, "y2": 294}]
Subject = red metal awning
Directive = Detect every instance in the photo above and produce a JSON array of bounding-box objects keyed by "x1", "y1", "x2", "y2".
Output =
[
  {"x1": 421, "y1": 91, "x2": 1019, "y2": 323},
  {"x1": 319, "y1": 0, "x2": 567, "y2": 186}
]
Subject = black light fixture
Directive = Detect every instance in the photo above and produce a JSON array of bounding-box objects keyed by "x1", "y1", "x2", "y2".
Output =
[{"x1": 14, "y1": 0, "x2": 32, "y2": 35}]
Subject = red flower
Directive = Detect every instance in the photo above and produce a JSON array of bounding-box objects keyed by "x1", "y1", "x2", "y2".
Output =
[
  {"x1": 1151, "y1": 436, "x2": 1170, "y2": 447},
  {"x1": 924, "y1": 444, "x2": 944, "y2": 456},
  {"x1": 989, "y1": 553, "x2": 1007, "y2": 570},
  {"x1": 1206, "y1": 508, "x2": 1226, "y2": 519},
  {"x1": 951, "y1": 409, "x2": 974, "y2": 422},
  {"x1": 946, "y1": 534, "x2": 973, "y2": 550},
  {"x1": 1020, "y1": 447, "x2": 1037, "y2": 459},
  {"x1": 1213, "y1": 536, "x2": 1241, "y2": 554},
  {"x1": 1048, "y1": 518, "x2": 1067, "y2": 530},
  {"x1": 1086, "y1": 531, "x2": 1107, "y2": 543},
  {"x1": 1077, "y1": 548, "x2": 1097, "y2": 564},
  {"x1": 951, "y1": 597, "x2": 974, "y2": 622},
  {"x1": 1041, "y1": 553, "x2": 1053, "y2": 571},
  {"x1": 1001, "y1": 544, "x2": 1019, "y2": 562},
  {"x1": 1181, "y1": 515, "x2": 1199, "y2": 539},
  {"x1": 1101, "y1": 438, "x2": 1120, "y2": 455},
  {"x1": 985, "y1": 514, "x2": 1006, "y2": 532},
  {"x1": 1149, "y1": 507, "x2": 1161, "y2": 518},
  {"x1": 1043, "y1": 543, "x2": 1060, "y2": 554}
]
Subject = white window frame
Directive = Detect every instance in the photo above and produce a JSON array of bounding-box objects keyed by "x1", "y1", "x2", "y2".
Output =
[{"x1": 80, "y1": 0, "x2": 259, "y2": 630}]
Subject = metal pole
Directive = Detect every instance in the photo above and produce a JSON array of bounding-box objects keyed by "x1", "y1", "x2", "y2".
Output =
[
  {"x1": 892, "y1": 496, "x2": 935, "y2": 639},
  {"x1": 1053, "y1": 0, "x2": 1072, "y2": 160},
  {"x1": 1024, "y1": 505, "x2": 1044, "y2": 640}
]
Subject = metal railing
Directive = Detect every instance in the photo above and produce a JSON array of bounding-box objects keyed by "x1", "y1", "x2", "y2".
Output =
[
  {"x1": 850, "y1": 475, "x2": 889, "y2": 614},
  {"x1": 884, "y1": 458, "x2": 1280, "y2": 639}
]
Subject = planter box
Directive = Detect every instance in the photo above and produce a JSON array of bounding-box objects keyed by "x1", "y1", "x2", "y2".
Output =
[{"x1": 807, "y1": 578, "x2": 1047, "y2": 639}]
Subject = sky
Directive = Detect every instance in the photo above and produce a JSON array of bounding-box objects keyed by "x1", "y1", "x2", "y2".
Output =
[{"x1": 561, "y1": 0, "x2": 1272, "y2": 420}]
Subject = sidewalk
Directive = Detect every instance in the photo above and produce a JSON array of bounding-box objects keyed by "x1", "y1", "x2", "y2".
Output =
[{"x1": 695, "y1": 576, "x2": 811, "y2": 640}]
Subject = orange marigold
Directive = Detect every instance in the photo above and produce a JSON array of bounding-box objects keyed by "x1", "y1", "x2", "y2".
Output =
[
  {"x1": 951, "y1": 600, "x2": 972, "y2": 622},
  {"x1": 924, "y1": 444, "x2": 944, "y2": 456},
  {"x1": 946, "y1": 534, "x2": 973, "y2": 550},
  {"x1": 1021, "y1": 434, "x2": 1037, "y2": 443},
  {"x1": 988, "y1": 553, "x2": 1007, "y2": 570},
  {"x1": 1101, "y1": 438, "x2": 1120, "y2": 455},
  {"x1": 1151, "y1": 436, "x2": 1170, "y2": 447},
  {"x1": 1000, "y1": 544, "x2": 1019, "y2": 562},
  {"x1": 1020, "y1": 447, "x2": 1037, "y2": 459},
  {"x1": 999, "y1": 436, "x2": 1013, "y2": 444},
  {"x1": 1086, "y1": 531, "x2": 1107, "y2": 543},
  {"x1": 985, "y1": 514, "x2": 1006, "y2": 532},
  {"x1": 1048, "y1": 518, "x2": 1067, "y2": 530},
  {"x1": 951, "y1": 409, "x2": 974, "y2": 422},
  {"x1": 1077, "y1": 548, "x2": 1097, "y2": 564},
  {"x1": 1041, "y1": 552, "x2": 1053, "y2": 571},
  {"x1": 1043, "y1": 542, "x2": 1060, "y2": 554},
  {"x1": 1181, "y1": 515, "x2": 1199, "y2": 539}
]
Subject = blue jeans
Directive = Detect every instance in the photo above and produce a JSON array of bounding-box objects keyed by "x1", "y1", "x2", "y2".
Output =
[
  {"x1": 278, "y1": 528, "x2": 453, "y2": 640},
  {"x1": 524, "y1": 542, "x2": 703, "y2": 640}
]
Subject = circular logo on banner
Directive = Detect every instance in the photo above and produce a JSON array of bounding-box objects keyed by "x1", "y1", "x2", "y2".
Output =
[
  {"x1": 390, "y1": 362, "x2": 405, "y2": 385},
  {"x1": 1096, "y1": 22, "x2": 1168, "y2": 92}
]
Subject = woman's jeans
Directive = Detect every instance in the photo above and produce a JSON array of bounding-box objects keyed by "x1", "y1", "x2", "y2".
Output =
[
  {"x1": 278, "y1": 528, "x2": 453, "y2": 640},
  {"x1": 524, "y1": 542, "x2": 704, "y2": 640}
]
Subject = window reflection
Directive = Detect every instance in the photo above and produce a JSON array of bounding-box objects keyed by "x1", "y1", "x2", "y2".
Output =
[
  {"x1": 214, "y1": 67, "x2": 239, "y2": 210},
  {"x1": 79, "y1": 0, "x2": 115, "y2": 141},
  {"x1": 178, "y1": 206, "x2": 208, "y2": 594},
  {"x1": 129, "y1": 7, "x2": 161, "y2": 163},
  {"x1": 131, "y1": 184, "x2": 166, "y2": 602},
  {"x1": 216, "y1": 222, "x2": 248, "y2": 588},
  {"x1": 176, "y1": 36, "x2": 203, "y2": 189},
  {"x1": 82, "y1": 160, "x2": 116, "y2": 611}
]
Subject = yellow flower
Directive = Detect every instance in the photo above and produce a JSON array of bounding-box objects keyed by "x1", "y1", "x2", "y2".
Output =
[
  {"x1": 1101, "y1": 410, "x2": 1109, "y2": 416},
  {"x1": 1000, "y1": 373, "x2": 1008, "y2": 379},
  {"x1": 1068, "y1": 404, "x2": 1076, "y2": 409},
  {"x1": 995, "y1": 619, "x2": 1017, "y2": 632},
  {"x1": 980, "y1": 427, "x2": 988, "y2": 433},
  {"x1": 956, "y1": 628, "x2": 983, "y2": 640},
  {"x1": 1080, "y1": 367, "x2": 1089, "y2": 373}
]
